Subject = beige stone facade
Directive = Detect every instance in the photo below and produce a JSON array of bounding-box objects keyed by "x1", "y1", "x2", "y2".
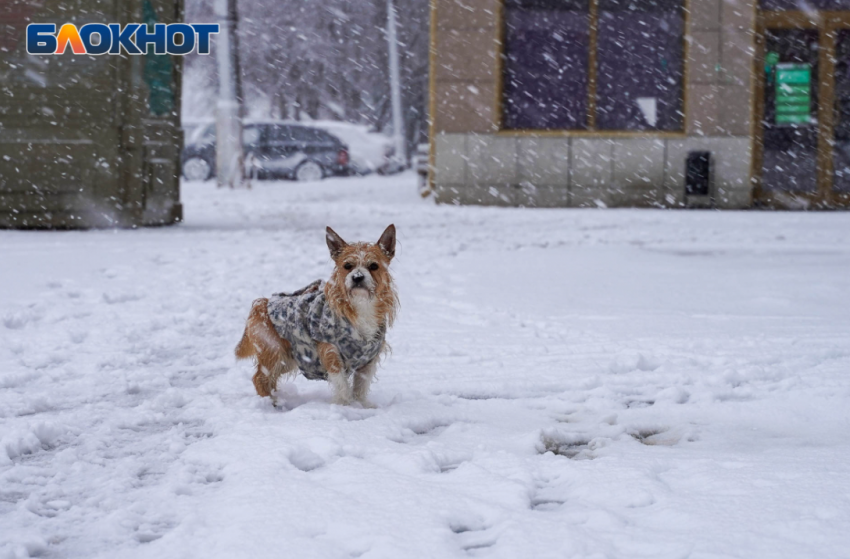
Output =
[{"x1": 429, "y1": 0, "x2": 758, "y2": 208}]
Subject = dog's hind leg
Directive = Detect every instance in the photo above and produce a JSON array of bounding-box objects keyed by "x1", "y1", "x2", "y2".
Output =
[
  {"x1": 258, "y1": 353, "x2": 297, "y2": 407},
  {"x1": 353, "y1": 358, "x2": 378, "y2": 408},
  {"x1": 253, "y1": 368, "x2": 273, "y2": 397},
  {"x1": 238, "y1": 297, "x2": 297, "y2": 404}
]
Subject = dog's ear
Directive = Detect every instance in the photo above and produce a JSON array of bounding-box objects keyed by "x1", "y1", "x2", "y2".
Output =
[
  {"x1": 326, "y1": 227, "x2": 348, "y2": 260},
  {"x1": 377, "y1": 224, "x2": 396, "y2": 260}
]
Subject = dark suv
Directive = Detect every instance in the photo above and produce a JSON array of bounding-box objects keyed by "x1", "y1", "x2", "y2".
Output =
[{"x1": 181, "y1": 122, "x2": 350, "y2": 181}]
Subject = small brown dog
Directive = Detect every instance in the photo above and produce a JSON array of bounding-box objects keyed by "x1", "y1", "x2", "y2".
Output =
[{"x1": 235, "y1": 225, "x2": 398, "y2": 406}]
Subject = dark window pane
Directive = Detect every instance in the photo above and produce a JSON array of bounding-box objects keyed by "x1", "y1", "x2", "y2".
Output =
[
  {"x1": 292, "y1": 127, "x2": 334, "y2": 143},
  {"x1": 243, "y1": 126, "x2": 261, "y2": 146},
  {"x1": 595, "y1": 0, "x2": 684, "y2": 131},
  {"x1": 502, "y1": 0, "x2": 590, "y2": 130},
  {"x1": 760, "y1": 0, "x2": 850, "y2": 9},
  {"x1": 834, "y1": 30, "x2": 850, "y2": 193},
  {"x1": 268, "y1": 125, "x2": 297, "y2": 143},
  {"x1": 761, "y1": 29, "x2": 819, "y2": 193}
]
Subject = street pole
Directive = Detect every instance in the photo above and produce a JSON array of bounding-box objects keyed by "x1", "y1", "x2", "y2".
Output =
[
  {"x1": 387, "y1": 0, "x2": 406, "y2": 169},
  {"x1": 214, "y1": 0, "x2": 247, "y2": 188}
]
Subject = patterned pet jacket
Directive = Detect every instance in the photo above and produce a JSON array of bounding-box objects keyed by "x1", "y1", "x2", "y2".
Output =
[{"x1": 267, "y1": 280, "x2": 385, "y2": 380}]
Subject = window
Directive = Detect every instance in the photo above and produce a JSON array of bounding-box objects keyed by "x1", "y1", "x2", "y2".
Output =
[
  {"x1": 759, "y1": 0, "x2": 850, "y2": 9},
  {"x1": 267, "y1": 125, "x2": 296, "y2": 143},
  {"x1": 188, "y1": 124, "x2": 215, "y2": 145},
  {"x1": 243, "y1": 126, "x2": 261, "y2": 146},
  {"x1": 502, "y1": 0, "x2": 590, "y2": 130},
  {"x1": 501, "y1": 0, "x2": 685, "y2": 132},
  {"x1": 291, "y1": 126, "x2": 335, "y2": 143}
]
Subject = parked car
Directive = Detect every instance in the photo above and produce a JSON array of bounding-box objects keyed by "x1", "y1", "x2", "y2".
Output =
[
  {"x1": 181, "y1": 121, "x2": 350, "y2": 181},
  {"x1": 310, "y1": 120, "x2": 395, "y2": 176}
]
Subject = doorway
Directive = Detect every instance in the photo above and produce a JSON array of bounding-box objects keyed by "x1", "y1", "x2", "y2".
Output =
[{"x1": 755, "y1": 12, "x2": 850, "y2": 208}]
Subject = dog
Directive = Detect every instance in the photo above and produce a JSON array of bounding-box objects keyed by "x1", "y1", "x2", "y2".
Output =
[{"x1": 235, "y1": 224, "x2": 398, "y2": 406}]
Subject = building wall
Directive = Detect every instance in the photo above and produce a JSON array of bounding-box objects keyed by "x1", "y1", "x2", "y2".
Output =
[
  {"x1": 0, "y1": 0, "x2": 183, "y2": 229},
  {"x1": 430, "y1": 0, "x2": 757, "y2": 208}
]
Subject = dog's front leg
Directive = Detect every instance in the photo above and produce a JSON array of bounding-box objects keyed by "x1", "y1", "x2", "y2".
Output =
[
  {"x1": 353, "y1": 359, "x2": 378, "y2": 408},
  {"x1": 317, "y1": 342, "x2": 352, "y2": 405}
]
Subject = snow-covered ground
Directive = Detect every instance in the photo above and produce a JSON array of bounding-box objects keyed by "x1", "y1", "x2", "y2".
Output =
[{"x1": 2, "y1": 174, "x2": 849, "y2": 558}]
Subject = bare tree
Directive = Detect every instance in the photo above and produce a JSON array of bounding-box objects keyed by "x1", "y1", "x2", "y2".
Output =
[{"x1": 184, "y1": 0, "x2": 429, "y2": 147}]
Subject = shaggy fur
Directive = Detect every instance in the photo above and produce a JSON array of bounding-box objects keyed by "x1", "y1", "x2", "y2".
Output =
[{"x1": 235, "y1": 225, "x2": 398, "y2": 406}]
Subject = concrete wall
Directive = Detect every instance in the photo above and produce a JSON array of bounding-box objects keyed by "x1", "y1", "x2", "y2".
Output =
[{"x1": 430, "y1": 0, "x2": 757, "y2": 209}]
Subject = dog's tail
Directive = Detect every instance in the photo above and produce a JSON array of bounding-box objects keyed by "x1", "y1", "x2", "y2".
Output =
[{"x1": 234, "y1": 298, "x2": 269, "y2": 359}]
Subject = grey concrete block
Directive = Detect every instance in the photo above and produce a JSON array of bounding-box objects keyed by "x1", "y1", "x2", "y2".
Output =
[
  {"x1": 515, "y1": 182, "x2": 569, "y2": 207},
  {"x1": 517, "y1": 137, "x2": 570, "y2": 186},
  {"x1": 571, "y1": 139, "x2": 614, "y2": 207},
  {"x1": 467, "y1": 135, "x2": 518, "y2": 186},
  {"x1": 610, "y1": 138, "x2": 667, "y2": 206},
  {"x1": 434, "y1": 133, "x2": 467, "y2": 185},
  {"x1": 433, "y1": 183, "x2": 517, "y2": 206}
]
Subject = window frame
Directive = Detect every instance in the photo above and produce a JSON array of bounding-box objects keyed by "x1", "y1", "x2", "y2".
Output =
[{"x1": 496, "y1": 0, "x2": 690, "y2": 137}]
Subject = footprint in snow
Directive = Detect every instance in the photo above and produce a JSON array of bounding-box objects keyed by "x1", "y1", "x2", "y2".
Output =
[
  {"x1": 102, "y1": 291, "x2": 145, "y2": 305},
  {"x1": 628, "y1": 426, "x2": 686, "y2": 446},
  {"x1": 389, "y1": 418, "x2": 457, "y2": 444},
  {"x1": 529, "y1": 477, "x2": 567, "y2": 511},
  {"x1": 449, "y1": 520, "x2": 498, "y2": 554},
  {"x1": 539, "y1": 431, "x2": 598, "y2": 460},
  {"x1": 133, "y1": 519, "x2": 175, "y2": 543}
]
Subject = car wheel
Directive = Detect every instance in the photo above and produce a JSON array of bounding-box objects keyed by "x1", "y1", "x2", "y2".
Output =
[
  {"x1": 183, "y1": 156, "x2": 212, "y2": 181},
  {"x1": 294, "y1": 160, "x2": 324, "y2": 182}
]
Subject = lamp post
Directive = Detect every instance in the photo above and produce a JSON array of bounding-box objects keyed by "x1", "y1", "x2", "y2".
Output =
[
  {"x1": 387, "y1": 0, "x2": 406, "y2": 169},
  {"x1": 214, "y1": 0, "x2": 247, "y2": 188}
]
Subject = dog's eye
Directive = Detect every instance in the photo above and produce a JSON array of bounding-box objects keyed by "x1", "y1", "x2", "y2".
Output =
[
  {"x1": 368, "y1": 263, "x2": 379, "y2": 271},
  {"x1": 343, "y1": 263, "x2": 354, "y2": 270}
]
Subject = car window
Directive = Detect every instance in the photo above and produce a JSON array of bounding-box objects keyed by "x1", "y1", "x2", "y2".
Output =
[
  {"x1": 243, "y1": 126, "x2": 261, "y2": 146},
  {"x1": 188, "y1": 123, "x2": 215, "y2": 145},
  {"x1": 267, "y1": 125, "x2": 297, "y2": 143},
  {"x1": 292, "y1": 126, "x2": 333, "y2": 143}
]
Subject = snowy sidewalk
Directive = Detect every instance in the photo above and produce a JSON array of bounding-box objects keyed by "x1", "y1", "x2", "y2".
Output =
[{"x1": 2, "y1": 174, "x2": 850, "y2": 558}]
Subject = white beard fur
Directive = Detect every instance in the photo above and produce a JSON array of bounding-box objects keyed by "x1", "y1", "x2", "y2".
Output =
[{"x1": 349, "y1": 290, "x2": 380, "y2": 339}]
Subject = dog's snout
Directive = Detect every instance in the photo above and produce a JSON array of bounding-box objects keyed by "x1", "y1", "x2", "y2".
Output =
[{"x1": 352, "y1": 273, "x2": 365, "y2": 284}]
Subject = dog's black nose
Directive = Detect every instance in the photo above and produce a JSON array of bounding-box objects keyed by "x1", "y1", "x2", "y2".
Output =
[{"x1": 352, "y1": 274, "x2": 365, "y2": 284}]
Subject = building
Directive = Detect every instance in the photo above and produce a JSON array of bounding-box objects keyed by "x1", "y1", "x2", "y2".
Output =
[
  {"x1": 428, "y1": 0, "x2": 850, "y2": 209},
  {"x1": 0, "y1": 0, "x2": 184, "y2": 228}
]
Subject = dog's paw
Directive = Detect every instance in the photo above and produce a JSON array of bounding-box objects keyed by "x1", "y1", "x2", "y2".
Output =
[
  {"x1": 332, "y1": 395, "x2": 353, "y2": 406},
  {"x1": 356, "y1": 399, "x2": 377, "y2": 409}
]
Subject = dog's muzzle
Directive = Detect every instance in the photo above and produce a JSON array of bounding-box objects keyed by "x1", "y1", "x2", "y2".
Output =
[{"x1": 347, "y1": 269, "x2": 373, "y2": 294}]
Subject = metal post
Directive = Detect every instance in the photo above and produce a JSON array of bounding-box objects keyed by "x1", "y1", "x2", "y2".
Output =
[
  {"x1": 387, "y1": 0, "x2": 406, "y2": 168},
  {"x1": 214, "y1": 0, "x2": 247, "y2": 188}
]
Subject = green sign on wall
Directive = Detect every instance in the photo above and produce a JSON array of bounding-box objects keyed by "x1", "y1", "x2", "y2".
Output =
[{"x1": 775, "y1": 63, "x2": 812, "y2": 125}]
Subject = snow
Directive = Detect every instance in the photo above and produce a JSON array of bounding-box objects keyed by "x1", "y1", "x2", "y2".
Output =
[{"x1": 2, "y1": 173, "x2": 850, "y2": 558}]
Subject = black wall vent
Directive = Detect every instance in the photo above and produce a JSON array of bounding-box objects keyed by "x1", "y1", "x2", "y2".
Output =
[{"x1": 685, "y1": 151, "x2": 711, "y2": 196}]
